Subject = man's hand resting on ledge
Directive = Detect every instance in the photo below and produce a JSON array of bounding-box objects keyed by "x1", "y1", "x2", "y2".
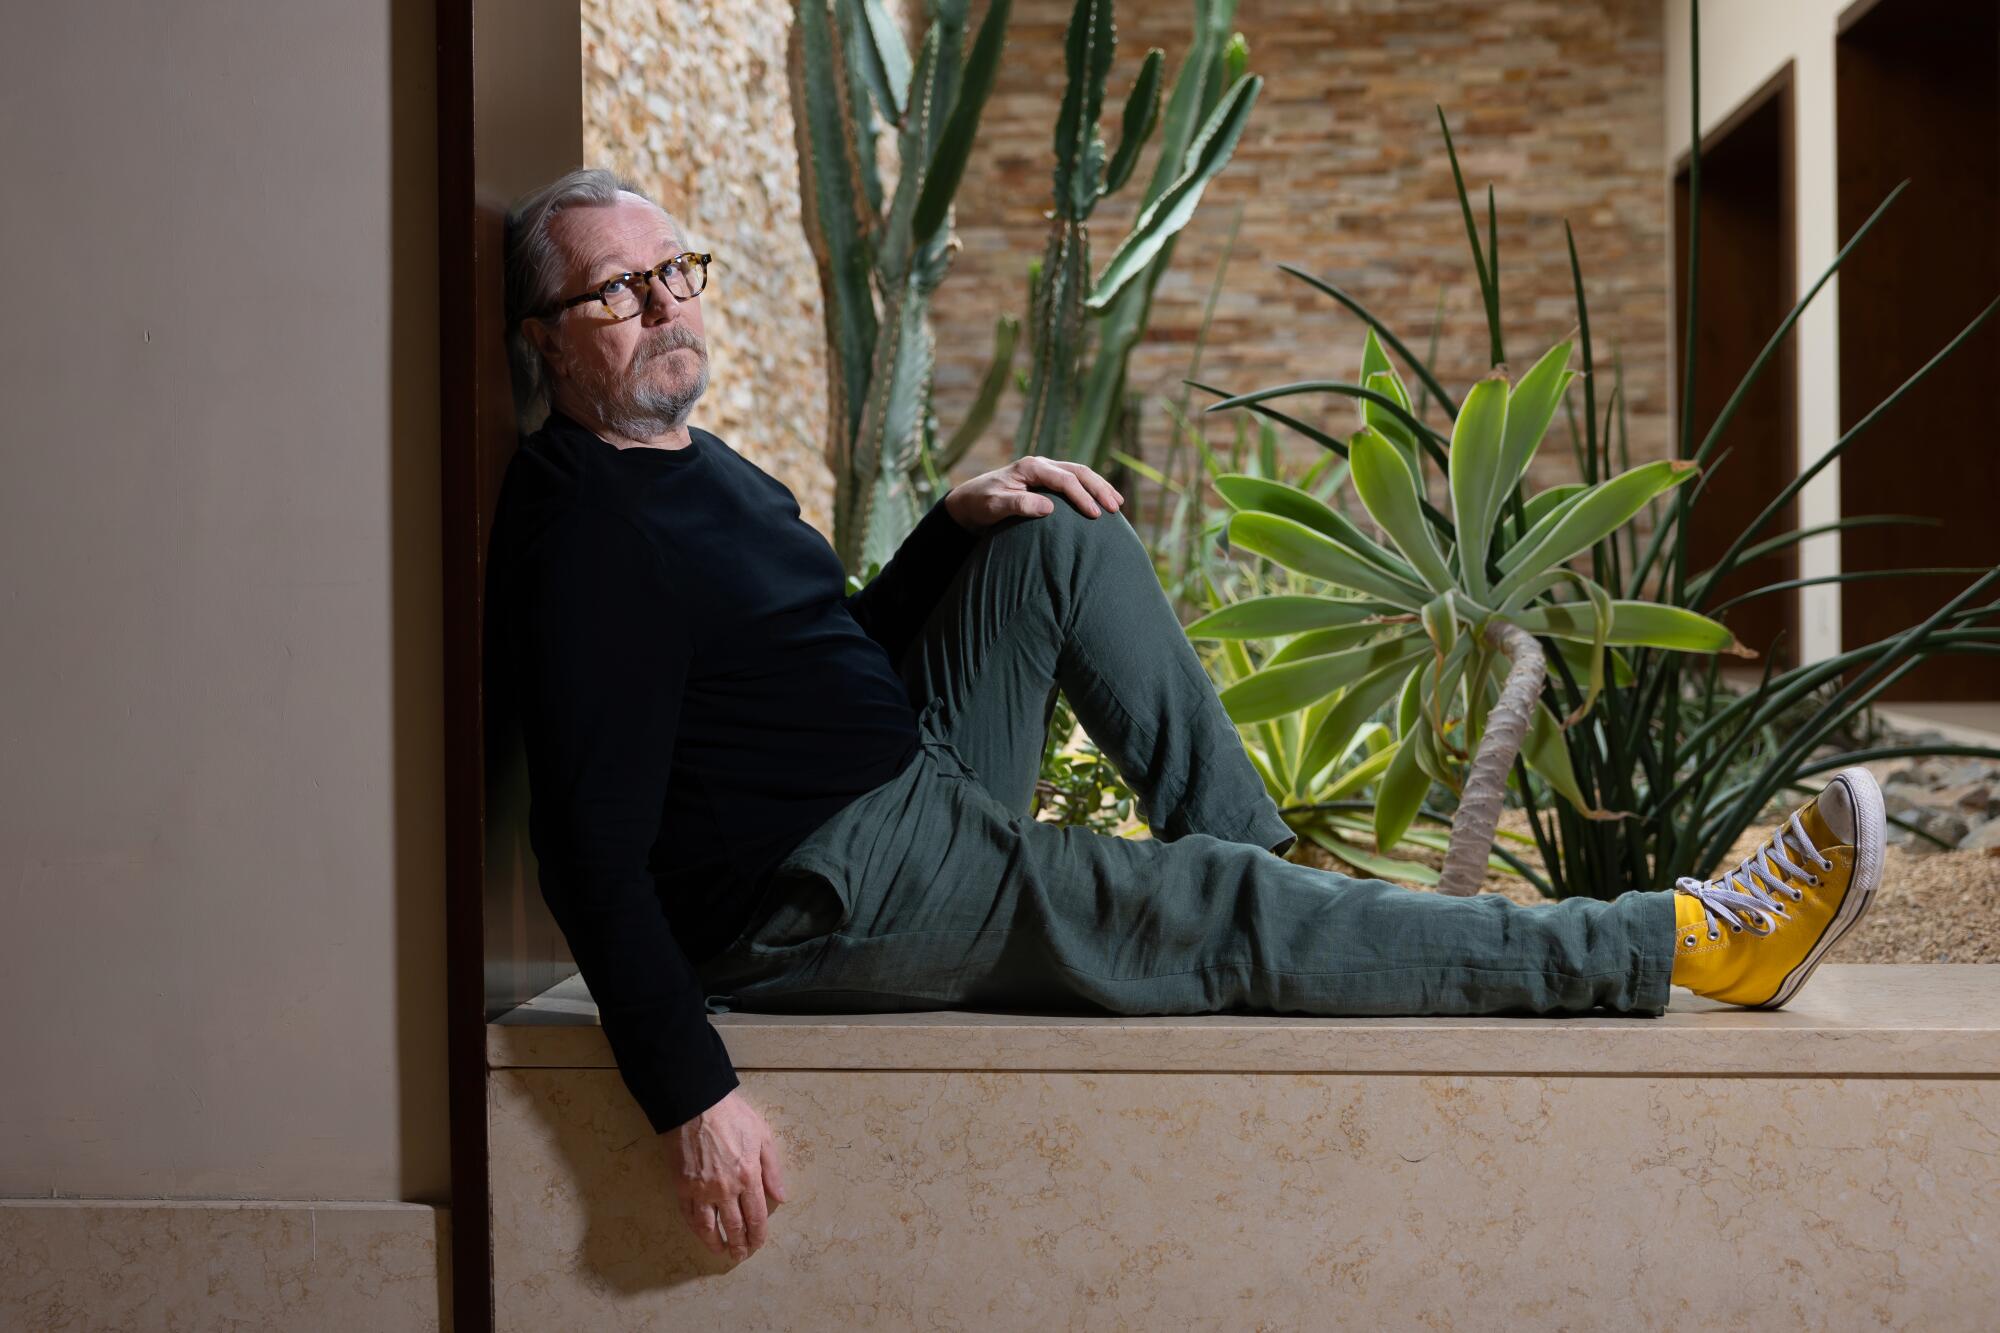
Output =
[
  {"x1": 942, "y1": 455, "x2": 1124, "y2": 532},
  {"x1": 666, "y1": 1088, "x2": 789, "y2": 1262}
]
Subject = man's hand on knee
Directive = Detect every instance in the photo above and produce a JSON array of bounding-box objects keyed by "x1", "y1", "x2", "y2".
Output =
[
  {"x1": 665, "y1": 1088, "x2": 789, "y2": 1262},
  {"x1": 944, "y1": 456, "x2": 1124, "y2": 531}
]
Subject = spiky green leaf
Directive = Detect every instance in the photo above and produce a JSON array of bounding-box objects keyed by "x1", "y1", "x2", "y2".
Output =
[
  {"x1": 1184, "y1": 593, "x2": 1381, "y2": 639},
  {"x1": 1492, "y1": 459, "x2": 1699, "y2": 606},
  {"x1": 1351, "y1": 427, "x2": 1455, "y2": 592},
  {"x1": 1307, "y1": 824, "x2": 1441, "y2": 886},
  {"x1": 1496, "y1": 338, "x2": 1575, "y2": 495},
  {"x1": 1227, "y1": 512, "x2": 1432, "y2": 611},
  {"x1": 1520, "y1": 697, "x2": 1593, "y2": 814},
  {"x1": 1512, "y1": 598, "x2": 1749, "y2": 656},
  {"x1": 1373, "y1": 736, "x2": 1430, "y2": 853},
  {"x1": 1445, "y1": 373, "x2": 1510, "y2": 599},
  {"x1": 1266, "y1": 624, "x2": 1393, "y2": 666},
  {"x1": 1212, "y1": 474, "x2": 1419, "y2": 583},
  {"x1": 1298, "y1": 645, "x2": 1432, "y2": 780},
  {"x1": 1519, "y1": 482, "x2": 1586, "y2": 531},
  {"x1": 1218, "y1": 634, "x2": 1426, "y2": 725}
]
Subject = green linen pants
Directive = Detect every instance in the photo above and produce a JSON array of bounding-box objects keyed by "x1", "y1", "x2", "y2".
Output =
[{"x1": 695, "y1": 487, "x2": 1677, "y2": 1019}]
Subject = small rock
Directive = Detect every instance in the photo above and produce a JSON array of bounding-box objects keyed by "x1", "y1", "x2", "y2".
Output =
[
  {"x1": 1962, "y1": 817, "x2": 2000, "y2": 852},
  {"x1": 1917, "y1": 757, "x2": 2000, "y2": 789},
  {"x1": 1922, "y1": 811, "x2": 1974, "y2": 848},
  {"x1": 1883, "y1": 787, "x2": 1952, "y2": 817},
  {"x1": 1885, "y1": 796, "x2": 1973, "y2": 851},
  {"x1": 1949, "y1": 784, "x2": 2000, "y2": 821}
]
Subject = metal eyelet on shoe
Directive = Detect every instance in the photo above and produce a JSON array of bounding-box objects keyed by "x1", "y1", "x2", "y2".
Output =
[
  {"x1": 1730, "y1": 924, "x2": 1741, "y2": 932},
  {"x1": 1707, "y1": 931, "x2": 1718, "y2": 941},
  {"x1": 1684, "y1": 934, "x2": 1697, "y2": 947}
]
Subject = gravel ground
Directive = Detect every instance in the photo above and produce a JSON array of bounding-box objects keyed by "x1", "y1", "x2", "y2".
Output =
[{"x1": 1291, "y1": 762, "x2": 2000, "y2": 964}]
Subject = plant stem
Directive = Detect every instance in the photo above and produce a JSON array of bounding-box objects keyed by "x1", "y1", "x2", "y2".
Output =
[{"x1": 1440, "y1": 621, "x2": 1544, "y2": 895}]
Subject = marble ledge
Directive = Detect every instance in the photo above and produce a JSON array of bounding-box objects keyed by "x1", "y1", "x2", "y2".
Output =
[
  {"x1": 2, "y1": 1199, "x2": 447, "y2": 1333},
  {"x1": 489, "y1": 963, "x2": 2000, "y2": 1078}
]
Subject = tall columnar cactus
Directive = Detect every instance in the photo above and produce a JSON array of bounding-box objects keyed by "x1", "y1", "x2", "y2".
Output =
[
  {"x1": 1013, "y1": 0, "x2": 1260, "y2": 470},
  {"x1": 791, "y1": 0, "x2": 1019, "y2": 574}
]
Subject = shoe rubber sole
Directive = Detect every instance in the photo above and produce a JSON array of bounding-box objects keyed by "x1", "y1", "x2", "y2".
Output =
[{"x1": 1756, "y1": 766, "x2": 1885, "y2": 1010}]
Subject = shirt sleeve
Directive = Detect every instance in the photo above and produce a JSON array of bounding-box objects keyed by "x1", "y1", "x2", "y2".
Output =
[
  {"x1": 841, "y1": 488, "x2": 980, "y2": 664},
  {"x1": 507, "y1": 504, "x2": 740, "y2": 1134}
]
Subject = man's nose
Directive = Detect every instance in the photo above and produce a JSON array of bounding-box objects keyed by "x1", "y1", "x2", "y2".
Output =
[{"x1": 640, "y1": 275, "x2": 684, "y2": 326}]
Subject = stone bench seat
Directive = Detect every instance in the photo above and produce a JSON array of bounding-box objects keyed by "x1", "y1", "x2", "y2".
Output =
[{"x1": 486, "y1": 965, "x2": 2000, "y2": 1329}]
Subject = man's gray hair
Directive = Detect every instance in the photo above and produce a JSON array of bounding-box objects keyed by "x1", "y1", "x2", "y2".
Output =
[{"x1": 502, "y1": 166, "x2": 686, "y2": 426}]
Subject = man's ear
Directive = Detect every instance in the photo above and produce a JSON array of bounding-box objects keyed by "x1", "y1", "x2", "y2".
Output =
[{"x1": 522, "y1": 317, "x2": 564, "y2": 378}]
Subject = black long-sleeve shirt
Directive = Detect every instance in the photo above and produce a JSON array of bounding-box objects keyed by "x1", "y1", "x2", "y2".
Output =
[{"x1": 484, "y1": 408, "x2": 978, "y2": 1133}]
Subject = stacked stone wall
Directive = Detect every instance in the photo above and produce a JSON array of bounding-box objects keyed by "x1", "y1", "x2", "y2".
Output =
[{"x1": 584, "y1": 0, "x2": 1667, "y2": 538}]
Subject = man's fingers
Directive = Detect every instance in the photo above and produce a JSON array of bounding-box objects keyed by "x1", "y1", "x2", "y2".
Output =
[
  {"x1": 1040, "y1": 465, "x2": 1102, "y2": 516},
  {"x1": 1014, "y1": 463, "x2": 1098, "y2": 517},
  {"x1": 685, "y1": 1197, "x2": 724, "y2": 1254},
  {"x1": 738, "y1": 1178, "x2": 771, "y2": 1252},
  {"x1": 1041, "y1": 458, "x2": 1124, "y2": 511},
  {"x1": 718, "y1": 1194, "x2": 750, "y2": 1260},
  {"x1": 761, "y1": 1137, "x2": 789, "y2": 1205},
  {"x1": 1037, "y1": 463, "x2": 1117, "y2": 514}
]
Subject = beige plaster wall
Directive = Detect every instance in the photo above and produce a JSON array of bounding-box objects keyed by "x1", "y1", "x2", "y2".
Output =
[{"x1": 0, "y1": 1, "x2": 448, "y2": 1203}]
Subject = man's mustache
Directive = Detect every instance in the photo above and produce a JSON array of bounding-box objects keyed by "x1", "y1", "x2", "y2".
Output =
[{"x1": 633, "y1": 326, "x2": 706, "y2": 367}]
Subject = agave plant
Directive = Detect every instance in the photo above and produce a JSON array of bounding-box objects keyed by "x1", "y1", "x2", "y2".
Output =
[
  {"x1": 1077, "y1": 230, "x2": 1523, "y2": 886},
  {"x1": 1191, "y1": 327, "x2": 1751, "y2": 896},
  {"x1": 1211, "y1": 604, "x2": 1535, "y2": 887},
  {"x1": 1183, "y1": 438, "x2": 1443, "y2": 878},
  {"x1": 1188, "y1": 0, "x2": 2000, "y2": 900}
]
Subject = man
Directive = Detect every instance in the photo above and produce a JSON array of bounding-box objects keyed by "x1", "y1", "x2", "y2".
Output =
[{"x1": 486, "y1": 168, "x2": 1887, "y2": 1266}]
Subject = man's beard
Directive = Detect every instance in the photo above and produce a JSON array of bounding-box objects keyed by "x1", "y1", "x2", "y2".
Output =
[{"x1": 575, "y1": 325, "x2": 710, "y2": 439}]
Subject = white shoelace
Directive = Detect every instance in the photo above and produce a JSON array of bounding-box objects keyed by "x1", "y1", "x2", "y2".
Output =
[{"x1": 1674, "y1": 810, "x2": 1835, "y2": 944}]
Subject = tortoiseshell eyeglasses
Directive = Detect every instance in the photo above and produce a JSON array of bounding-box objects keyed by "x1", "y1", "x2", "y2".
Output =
[{"x1": 549, "y1": 252, "x2": 711, "y2": 322}]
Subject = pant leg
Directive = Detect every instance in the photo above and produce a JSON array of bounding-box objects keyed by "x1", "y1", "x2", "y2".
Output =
[
  {"x1": 896, "y1": 484, "x2": 1296, "y2": 856},
  {"x1": 699, "y1": 712, "x2": 1678, "y2": 1018}
]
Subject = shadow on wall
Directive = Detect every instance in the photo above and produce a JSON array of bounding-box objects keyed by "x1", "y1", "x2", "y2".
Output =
[{"x1": 387, "y1": 0, "x2": 453, "y2": 1206}]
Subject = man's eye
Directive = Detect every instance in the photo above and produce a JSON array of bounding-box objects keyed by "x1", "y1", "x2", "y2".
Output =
[{"x1": 603, "y1": 278, "x2": 630, "y2": 295}]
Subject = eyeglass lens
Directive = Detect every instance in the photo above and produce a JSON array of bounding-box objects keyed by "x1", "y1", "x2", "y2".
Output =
[{"x1": 602, "y1": 256, "x2": 706, "y2": 317}]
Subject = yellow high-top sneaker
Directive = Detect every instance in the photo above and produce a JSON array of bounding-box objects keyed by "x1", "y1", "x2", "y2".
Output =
[{"x1": 1670, "y1": 766, "x2": 1885, "y2": 1009}]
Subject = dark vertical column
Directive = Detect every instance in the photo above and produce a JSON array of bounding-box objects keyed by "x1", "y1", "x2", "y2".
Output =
[
  {"x1": 1673, "y1": 65, "x2": 1800, "y2": 669},
  {"x1": 1836, "y1": 0, "x2": 2000, "y2": 701},
  {"x1": 438, "y1": 3, "x2": 582, "y2": 1328}
]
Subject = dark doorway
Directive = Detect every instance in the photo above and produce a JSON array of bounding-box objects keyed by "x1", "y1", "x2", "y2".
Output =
[
  {"x1": 1673, "y1": 63, "x2": 1799, "y2": 671},
  {"x1": 1836, "y1": 0, "x2": 2000, "y2": 701}
]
